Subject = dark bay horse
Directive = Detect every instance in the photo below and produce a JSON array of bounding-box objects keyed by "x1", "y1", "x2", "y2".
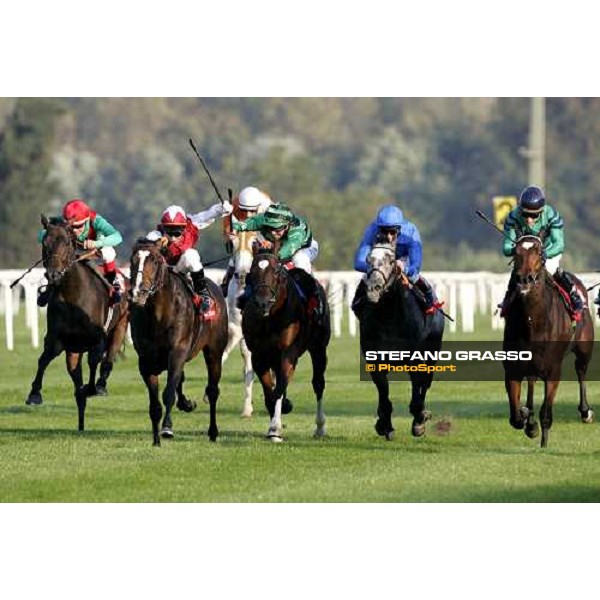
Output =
[
  {"x1": 129, "y1": 240, "x2": 228, "y2": 446},
  {"x1": 241, "y1": 243, "x2": 330, "y2": 442},
  {"x1": 503, "y1": 235, "x2": 594, "y2": 448},
  {"x1": 26, "y1": 215, "x2": 130, "y2": 430},
  {"x1": 359, "y1": 241, "x2": 445, "y2": 439}
]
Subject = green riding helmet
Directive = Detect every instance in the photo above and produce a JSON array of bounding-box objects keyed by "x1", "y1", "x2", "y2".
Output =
[{"x1": 263, "y1": 203, "x2": 293, "y2": 229}]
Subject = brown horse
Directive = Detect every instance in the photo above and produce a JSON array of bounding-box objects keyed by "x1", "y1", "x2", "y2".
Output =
[
  {"x1": 26, "y1": 215, "x2": 130, "y2": 431},
  {"x1": 129, "y1": 240, "x2": 228, "y2": 446},
  {"x1": 241, "y1": 242, "x2": 330, "y2": 442},
  {"x1": 503, "y1": 235, "x2": 594, "y2": 447}
]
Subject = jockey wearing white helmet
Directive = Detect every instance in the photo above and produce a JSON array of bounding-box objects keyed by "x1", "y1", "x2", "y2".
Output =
[{"x1": 221, "y1": 186, "x2": 273, "y2": 294}]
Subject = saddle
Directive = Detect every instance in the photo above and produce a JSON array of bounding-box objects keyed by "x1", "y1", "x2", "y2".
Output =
[{"x1": 287, "y1": 268, "x2": 325, "y2": 321}]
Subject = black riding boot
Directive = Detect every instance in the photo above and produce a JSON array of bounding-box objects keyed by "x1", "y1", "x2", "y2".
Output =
[
  {"x1": 191, "y1": 269, "x2": 215, "y2": 317},
  {"x1": 351, "y1": 280, "x2": 367, "y2": 320},
  {"x1": 414, "y1": 276, "x2": 443, "y2": 314},
  {"x1": 105, "y1": 270, "x2": 121, "y2": 304},
  {"x1": 221, "y1": 264, "x2": 235, "y2": 297},
  {"x1": 554, "y1": 269, "x2": 583, "y2": 319},
  {"x1": 499, "y1": 271, "x2": 517, "y2": 317}
]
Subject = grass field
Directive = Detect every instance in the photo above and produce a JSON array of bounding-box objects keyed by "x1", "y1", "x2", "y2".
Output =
[{"x1": 1, "y1": 311, "x2": 600, "y2": 502}]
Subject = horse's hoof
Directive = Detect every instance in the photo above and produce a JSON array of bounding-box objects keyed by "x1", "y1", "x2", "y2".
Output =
[
  {"x1": 208, "y1": 430, "x2": 218, "y2": 442},
  {"x1": 510, "y1": 418, "x2": 525, "y2": 430},
  {"x1": 82, "y1": 384, "x2": 97, "y2": 398},
  {"x1": 25, "y1": 393, "x2": 43, "y2": 406},
  {"x1": 525, "y1": 422, "x2": 540, "y2": 439},
  {"x1": 581, "y1": 409, "x2": 595, "y2": 424},
  {"x1": 268, "y1": 435, "x2": 283, "y2": 443},
  {"x1": 176, "y1": 397, "x2": 197, "y2": 413},
  {"x1": 313, "y1": 427, "x2": 327, "y2": 438},
  {"x1": 160, "y1": 427, "x2": 174, "y2": 439},
  {"x1": 375, "y1": 420, "x2": 394, "y2": 438},
  {"x1": 411, "y1": 423, "x2": 427, "y2": 437},
  {"x1": 241, "y1": 410, "x2": 253, "y2": 418},
  {"x1": 153, "y1": 439, "x2": 161, "y2": 447},
  {"x1": 95, "y1": 386, "x2": 108, "y2": 397},
  {"x1": 385, "y1": 430, "x2": 395, "y2": 441},
  {"x1": 282, "y1": 397, "x2": 294, "y2": 414}
]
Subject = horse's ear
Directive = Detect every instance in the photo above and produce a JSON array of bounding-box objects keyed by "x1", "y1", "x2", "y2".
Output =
[{"x1": 41, "y1": 214, "x2": 49, "y2": 229}]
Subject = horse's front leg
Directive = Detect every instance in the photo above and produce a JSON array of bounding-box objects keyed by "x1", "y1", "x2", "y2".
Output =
[
  {"x1": 97, "y1": 311, "x2": 129, "y2": 396},
  {"x1": 309, "y1": 345, "x2": 327, "y2": 438},
  {"x1": 409, "y1": 374, "x2": 433, "y2": 437},
  {"x1": 574, "y1": 349, "x2": 594, "y2": 423},
  {"x1": 26, "y1": 334, "x2": 63, "y2": 405},
  {"x1": 371, "y1": 369, "x2": 393, "y2": 440},
  {"x1": 540, "y1": 379, "x2": 560, "y2": 448},
  {"x1": 252, "y1": 353, "x2": 275, "y2": 418},
  {"x1": 240, "y1": 337, "x2": 255, "y2": 418},
  {"x1": 203, "y1": 345, "x2": 223, "y2": 442},
  {"x1": 524, "y1": 378, "x2": 539, "y2": 438},
  {"x1": 267, "y1": 353, "x2": 297, "y2": 442},
  {"x1": 65, "y1": 352, "x2": 85, "y2": 431},
  {"x1": 139, "y1": 358, "x2": 161, "y2": 446},
  {"x1": 505, "y1": 378, "x2": 524, "y2": 430},
  {"x1": 161, "y1": 349, "x2": 186, "y2": 439},
  {"x1": 84, "y1": 340, "x2": 105, "y2": 397}
]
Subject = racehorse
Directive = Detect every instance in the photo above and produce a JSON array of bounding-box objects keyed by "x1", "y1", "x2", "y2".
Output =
[
  {"x1": 26, "y1": 215, "x2": 130, "y2": 431},
  {"x1": 359, "y1": 240, "x2": 445, "y2": 439},
  {"x1": 222, "y1": 230, "x2": 258, "y2": 417},
  {"x1": 241, "y1": 242, "x2": 330, "y2": 442},
  {"x1": 503, "y1": 234, "x2": 594, "y2": 448},
  {"x1": 129, "y1": 239, "x2": 228, "y2": 446}
]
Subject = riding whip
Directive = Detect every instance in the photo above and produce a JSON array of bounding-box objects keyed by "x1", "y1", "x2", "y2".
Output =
[
  {"x1": 9, "y1": 258, "x2": 44, "y2": 289},
  {"x1": 474, "y1": 209, "x2": 515, "y2": 245},
  {"x1": 188, "y1": 138, "x2": 226, "y2": 205}
]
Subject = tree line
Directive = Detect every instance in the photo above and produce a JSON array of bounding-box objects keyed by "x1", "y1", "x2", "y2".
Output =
[{"x1": 1, "y1": 97, "x2": 598, "y2": 272}]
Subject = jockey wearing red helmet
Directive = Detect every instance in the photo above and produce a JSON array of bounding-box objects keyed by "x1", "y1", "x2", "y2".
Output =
[
  {"x1": 145, "y1": 199, "x2": 233, "y2": 318},
  {"x1": 37, "y1": 199, "x2": 123, "y2": 306}
]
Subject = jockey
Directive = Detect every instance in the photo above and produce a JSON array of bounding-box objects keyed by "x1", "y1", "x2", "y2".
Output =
[
  {"x1": 500, "y1": 185, "x2": 583, "y2": 320},
  {"x1": 221, "y1": 186, "x2": 273, "y2": 296},
  {"x1": 145, "y1": 200, "x2": 233, "y2": 318},
  {"x1": 352, "y1": 204, "x2": 442, "y2": 317},
  {"x1": 232, "y1": 202, "x2": 323, "y2": 319},
  {"x1": 37, "y1": 199, "x2": 123, "y2": 306}
]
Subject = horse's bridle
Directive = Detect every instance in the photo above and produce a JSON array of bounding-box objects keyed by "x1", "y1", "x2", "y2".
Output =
[
  {"x1": 42, "y1": 228, "x2": 79, "y2": 282},
  {"x1": 132, "y1": 250, "x2": 167, "y2": 299},
  {"x1": 249, "y1": 253, "x2": 286, "y2": 309},
  {"x1": 513, "y1": 235, "x2": 544, "y2": 288},
  {"x1": 367, "y1": 245, "x2": 399, "y2": 294}
]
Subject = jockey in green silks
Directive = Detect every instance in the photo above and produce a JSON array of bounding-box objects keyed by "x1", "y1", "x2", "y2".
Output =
[{"x1": 500, "y1": 185, "x2": 583, "y2": 321}]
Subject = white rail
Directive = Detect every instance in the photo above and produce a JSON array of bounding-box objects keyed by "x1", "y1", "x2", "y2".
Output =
[{"x1": 1, "y1": 268, "x2": 599, "y2": 350}]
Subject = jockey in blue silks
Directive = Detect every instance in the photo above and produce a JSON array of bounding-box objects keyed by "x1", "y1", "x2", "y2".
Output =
[{"x1": 352, "y1": 204, "x2": 443, "y2": 317}]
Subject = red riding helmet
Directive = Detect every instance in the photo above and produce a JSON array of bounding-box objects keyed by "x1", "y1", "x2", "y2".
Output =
[
  {"x1": 160, "y1": 205, "x2": 188, "y2": 228},
  {"x1": 63, "y1": 199, "x2": 91, "y2": 223}
]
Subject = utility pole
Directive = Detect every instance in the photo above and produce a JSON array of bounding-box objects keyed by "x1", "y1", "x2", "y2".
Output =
[{"x1": 520, "y1": 97, "x2": 546, "y2": 188}]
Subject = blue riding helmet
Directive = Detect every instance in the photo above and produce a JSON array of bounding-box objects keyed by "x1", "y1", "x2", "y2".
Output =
[
  {"x1": 375, "y1": 205, "x2": 404, "y2": 229},
  {"x1": 519, "y1": 186, "x2": 545, "y2": 212}
]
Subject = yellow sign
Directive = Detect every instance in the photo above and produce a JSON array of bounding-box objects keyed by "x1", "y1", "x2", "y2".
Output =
[{"x1": 493, "y1": 196, "x2": 517, "y2": 228}]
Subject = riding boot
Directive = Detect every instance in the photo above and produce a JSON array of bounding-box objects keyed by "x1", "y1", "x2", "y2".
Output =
[
  {"x1": 351, "y1": 280, "x2": 367, "y2": 320},
  {"x1": 191, "y1": 269, "x2": 216, "y2": 319},
  {"x1": 104, "y1": 270, "x2": 121, "y2": 305},
  {"x1": 37, "y1": 284, "x2": 52, "y2": 307},
  {"x1": 414, "y1": 276, "x2": 444, "y2": 315},
  {"x1": 221, "y1": 264, "x2": 235, "y2": 297},
  {"x1": 554, "y1": 269, "x2": 583, "y2": 321},
  {"x1": 306, "y1": 275, "x2": 324, "y2": 325},
  {"x1": 499, "y1": 271, "x2": 517, "y2": 318}
]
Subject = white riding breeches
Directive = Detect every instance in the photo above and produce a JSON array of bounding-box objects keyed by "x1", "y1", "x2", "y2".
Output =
[
  {"x1": 545, "y1": 254, "x2": 561, "y2": 275},
  {"x1": 292, "y1": 239, "x2": 319, "y2": 274},
  {"x1": 100, "y1": 246, "x2": 116, "y2": 264},
  {"x1": 174, "y1": 248, "x2": 203, "y2": 273}
]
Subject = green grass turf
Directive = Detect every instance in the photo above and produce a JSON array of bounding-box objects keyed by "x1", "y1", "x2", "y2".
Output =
[{"x1": 1, "y1": 312, "x2": 600, "y2": 502}]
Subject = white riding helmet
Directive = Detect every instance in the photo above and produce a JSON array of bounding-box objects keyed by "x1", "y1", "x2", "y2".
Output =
[{"x1": 238, "y1": 186, "x2": 271, "y2": 211}]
